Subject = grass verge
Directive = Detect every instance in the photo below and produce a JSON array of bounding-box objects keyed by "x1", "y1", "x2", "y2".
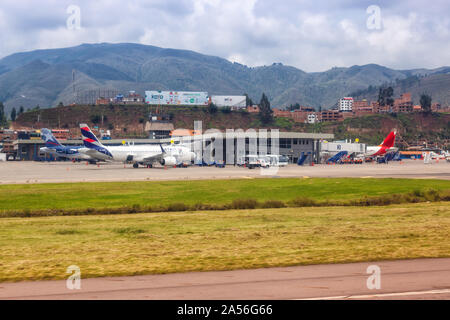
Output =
[
  {"x1": 1, "y1": 188, "x2": 449, "y2": 218},
  {"x1": 0, "y1": 202, "x2": 449, "y2": 282},
  {"x1": 0, "y1": 178, "x2": 449, "y2": 218}
]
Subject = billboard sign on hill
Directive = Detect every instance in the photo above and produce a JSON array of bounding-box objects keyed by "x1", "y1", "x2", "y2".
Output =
[
  {"x1": 211, "y1": 96, "x2": 246, "y2": 108},
  {"x1": 145, "y1": 91, "x2": 209, "y2": 106}
]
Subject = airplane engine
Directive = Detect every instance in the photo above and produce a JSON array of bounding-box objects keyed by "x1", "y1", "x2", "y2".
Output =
[
  {"x1": 160, "y1": 156, "x2": 177, "y2": 166},
  {"x1": 179, "y1": 151, "x2": 196, "y2": 163},
  {"x1": 187, "y1": 152, "x2": 196, "y2": 162}
]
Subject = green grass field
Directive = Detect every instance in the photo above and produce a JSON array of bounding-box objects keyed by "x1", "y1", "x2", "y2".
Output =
[
  {"x1": 0, "y1": 202, "x2": 449, "y2": 282},
  {"x1": 1, "y1": 178, "x2": 449, "y2": 212}
]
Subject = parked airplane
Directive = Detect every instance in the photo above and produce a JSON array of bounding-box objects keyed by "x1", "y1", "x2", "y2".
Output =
[
  {"x1": 365, "y1": 131, "x2": 397, "y2": 157},
  {"x1": 423, "y1": 151, "x2": 447, "y2": 160},
  {"x1": 39, "y1": 128, "x2": 95, "y2": 162},
  {"x1": 80, "y1": 124, "x2": 189, "y2": 168},
  {"x1": 162, "y1": 144, "x2": 196, "y2": 166}
]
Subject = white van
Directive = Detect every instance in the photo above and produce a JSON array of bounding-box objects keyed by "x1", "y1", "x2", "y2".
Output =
[
  {"x1": 243, "y1": 155, "x2": 261, "y2": 169},
  {"x1": 266, "y1": 155, "x2": 289, "y2": 167},
  {"x1": 258, "y1": 156, "x2": 271, "y2": 168}
]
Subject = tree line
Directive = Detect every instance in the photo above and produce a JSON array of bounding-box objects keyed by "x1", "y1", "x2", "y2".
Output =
[
  {"x1": 0, "y1": 89, "x2": 435, "y2": 130},
  {"x1": 0, "y1": 102, "x2": 25, "y2": 127},
  {"x1": 377, "y1": 86, "x2": 433, "y2": 113},
  {"x1": 208, "y1": 93, "x2": 274, "y2": 124}
]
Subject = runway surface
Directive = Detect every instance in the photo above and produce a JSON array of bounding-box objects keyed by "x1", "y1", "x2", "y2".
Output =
[
  {"x1": 1, "y1": 258, "x2": 449, "y2": 300},
  {"x1": 0, "y1": 160, "x2": 449, "y2": 184}
]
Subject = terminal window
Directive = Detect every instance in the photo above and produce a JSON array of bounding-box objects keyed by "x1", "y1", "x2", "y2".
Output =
[{"x1": 280, "y1": 138, "x2": 291, "y2": 149}]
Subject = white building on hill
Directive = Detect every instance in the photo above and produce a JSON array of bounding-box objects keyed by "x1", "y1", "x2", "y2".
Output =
[{"x1": 339, "y1": 97, "x2": 354, "y2": 112}]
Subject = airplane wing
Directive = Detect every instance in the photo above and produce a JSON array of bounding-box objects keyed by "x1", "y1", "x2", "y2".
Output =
[
  {"x1": 135, "y1": 146, "x2": 166, "y2": 163},
  {"x1": 78, "y1": 148, "x2": 109, "y2": 161},
  {"x1": 137, "y1": 152, "x2": 165, "y2": 163},
  {"x1": 81, "y1": 149, "x2": 101, "y2": 157}
]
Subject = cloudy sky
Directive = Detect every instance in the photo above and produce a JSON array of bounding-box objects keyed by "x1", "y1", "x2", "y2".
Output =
[{"x1": 0, "y1": 0, "x2": 449, "y2": 71}]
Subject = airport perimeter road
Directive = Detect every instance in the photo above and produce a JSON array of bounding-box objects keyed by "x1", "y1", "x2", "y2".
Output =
[
  {"x1": 0, "y1": 160, "x2": 449, "y2": 184},
  {"x1": 1, "y1": 258, "x2": 449, "y2": 300}
]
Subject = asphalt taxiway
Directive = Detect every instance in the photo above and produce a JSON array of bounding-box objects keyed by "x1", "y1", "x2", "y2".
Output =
[
  {"x1": 1, "y1": 258, "x2": 449, "y2": 300},
  {"x1": 0, "y1": 160, "x2": 449, "y2": 184}
]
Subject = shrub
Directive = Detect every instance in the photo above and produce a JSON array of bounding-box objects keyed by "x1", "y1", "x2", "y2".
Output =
[
  {"x1": 166, "y1": 203, "x2": 189, "y2": 212},
  {"x1": 192, "y1": 203, "x2": 216, "y2": 211},
  {"x1": 221, "y1": 107, "x2": 232, "y2": 114},
  {"x1": 127, "y1": 204, "x2": 141, "y2": 213},
  {"x1": 231, "y1": 199, "x2": 259, "y2": 210},
  {"x1": 424, "y1": 189, "x2": 439, "y2": 202},
  {"x1": 290, "y1": 197, "x2": 317, "y2": 207},
  {"x1": 55, "y1": 229, "x2": 81, "y2": 235},
  {"x1": 261, "y1": 200, "x2": 286, "y2": 208},
  {"x1": 208, "y1": 103, "x2": 218, "y2": 114},
  {"x1": 90, "y1": 114, "x2": 101, "y2": 124},
  {"x1": 439, "y1": 189, "x2": 450, "y2": 201},
  {"x1": 113, "y1": 227, "x2": 146, "y2": 235}
]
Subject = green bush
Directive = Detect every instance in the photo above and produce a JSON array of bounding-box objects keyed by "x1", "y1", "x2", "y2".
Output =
[
  {"x1": 231, "y1": 199, "x2": 259, "y2": 210},
  {"x1": 166, "y1": 203, "x2": 189, "y2": 212},
  {"x1": 261, "y1": 200, "x2": 286, "y2": 208},
  {"x1": 290, "y1": 197, "x2": 318, "y2": 207},
  {"x1": 113, "y1": 227, "x2": 146, "y2": 235}
]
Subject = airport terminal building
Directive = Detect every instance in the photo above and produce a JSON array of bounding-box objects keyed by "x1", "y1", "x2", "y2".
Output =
[{"x1": 13, "y1": 131, "x2": 335, "y2": 165}]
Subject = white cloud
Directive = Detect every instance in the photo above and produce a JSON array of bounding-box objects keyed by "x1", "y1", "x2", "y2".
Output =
[{"x1": 0, "y1": 0, "x2": 449, "y2": 71}]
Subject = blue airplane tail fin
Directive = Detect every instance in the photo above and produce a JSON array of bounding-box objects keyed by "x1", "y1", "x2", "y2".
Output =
[
  {"x1": 80, "y1": 124, "x2": 113, "y2": 158},
  {"x1": 41, "y1": 129, "x2": 63, "y2": 148}
]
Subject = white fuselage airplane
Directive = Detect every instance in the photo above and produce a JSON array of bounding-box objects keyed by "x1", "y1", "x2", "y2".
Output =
[
  {"x1": 162, "y1": 144, "x2": 196, "y2": 165},
  {"x1": 80, "y1": 124, "x2": 194, "y2": 168},
  {"x1": 365, "y1": 131, "x2": 397, "y2": 157}
]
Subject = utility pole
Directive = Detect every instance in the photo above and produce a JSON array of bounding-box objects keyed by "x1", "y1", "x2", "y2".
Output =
[{"x1": 72, "y1": 69, "x2": 76, "y2": 104}]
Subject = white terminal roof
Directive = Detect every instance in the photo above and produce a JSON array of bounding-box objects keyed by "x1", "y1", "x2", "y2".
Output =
[{"x1": 15, "y1": 132, "x2": 334, "y2": 145}]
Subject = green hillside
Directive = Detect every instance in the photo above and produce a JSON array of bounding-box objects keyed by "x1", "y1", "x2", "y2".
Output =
[
  {"x1": 352, "y1": 73, "x2": 450, "y2": 107},
  {"x1": 1, "y1": 43, "x2": 449, "y2": 114}
]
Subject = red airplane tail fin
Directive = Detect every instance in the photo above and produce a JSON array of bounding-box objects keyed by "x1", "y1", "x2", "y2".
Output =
[{"x1": 381, "y1": 131, "x2": 396, "y2": 148}]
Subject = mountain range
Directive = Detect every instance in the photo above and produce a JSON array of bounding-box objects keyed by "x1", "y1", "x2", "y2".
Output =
[{"x1": 0, "y1": 42, "x2": 449, "y2": 114}]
